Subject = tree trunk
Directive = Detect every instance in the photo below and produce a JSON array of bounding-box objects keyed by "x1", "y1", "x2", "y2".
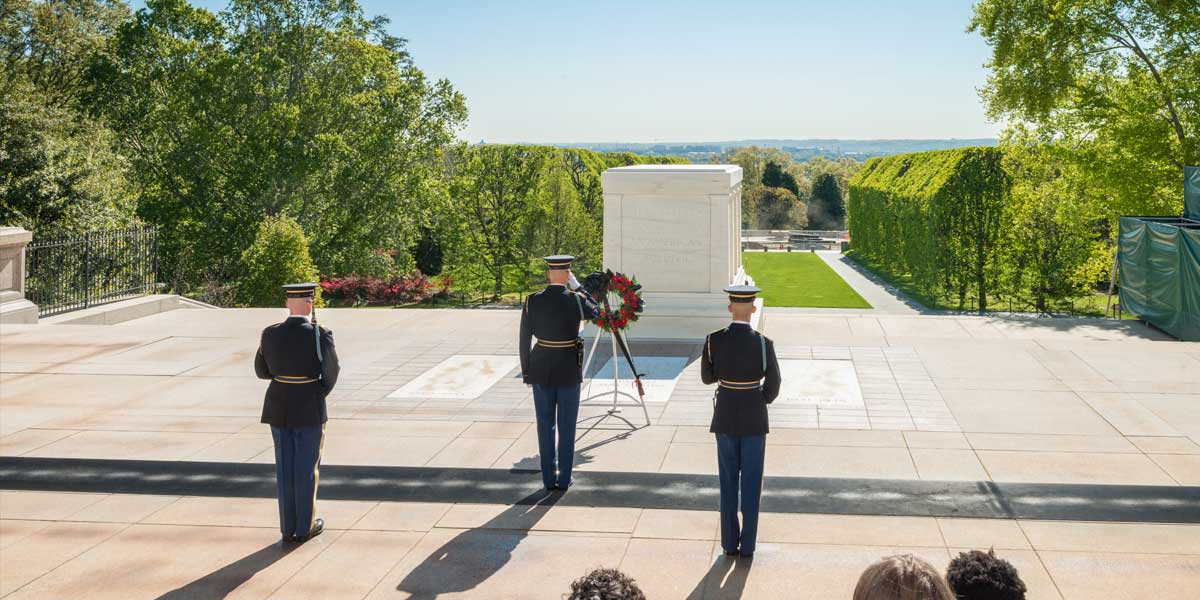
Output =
[{"x1": 976, "y1": 233, "x2": 988, "y2": 312}]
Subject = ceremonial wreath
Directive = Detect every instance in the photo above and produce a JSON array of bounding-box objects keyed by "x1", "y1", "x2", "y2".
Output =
[{"x1": 581, "y1": 270, "x2": 645, "y2": 333}]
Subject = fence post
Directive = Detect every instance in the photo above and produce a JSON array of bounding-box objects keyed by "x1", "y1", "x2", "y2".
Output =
[
  {"x1": 151, "y1": 226, "x2": 159, "y2": 292},
  {"x1": 82, "y1": 232, "x2": 92, "y2": 310}
]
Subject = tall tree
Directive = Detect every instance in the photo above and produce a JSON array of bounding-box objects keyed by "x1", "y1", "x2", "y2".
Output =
[
  {"x1": 1002, "y1": 133, "x2": 1104, "y2": 313},
  {"x1": 1, "y1": 0, "x2": 129, "y2": 106},
  {"x1": 800, "y1": 156, "x2": 861, "y2": 193},
  {"x1": 762, "y1": 160, "x2": 800, "y2": 196},
  {"x1": 535, "y1": 160, "x2": 597, "y2": 270},
  {"x1": 88, "y1": 0, "x2": 467, "y2": 288},
  {"x1": 0, "y1": 0, "x2": 136, "y2": 235},
  {"x1": 451, "y1": 145, "x2": 548, "y2": 300},
  {"x1": 971, "y1": 0, "x2": 1199, "y2": 215},
  {"x1": 749, "y1": 186, "x2": 807, "y2": 230},
  {"x1": 721, "y1": 146, "x2": 808, "y2": 227},
  {"x1": 719, "y1": 146, "x2": 792, "y2": 194},
  {"x1": 808, "y1": 172, "x2": 845, "y2": 230}
]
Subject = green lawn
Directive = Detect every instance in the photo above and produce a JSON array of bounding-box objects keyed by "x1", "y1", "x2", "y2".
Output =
[{"x1": 742, "y1": 252, "x2": 872, "y2": 308}]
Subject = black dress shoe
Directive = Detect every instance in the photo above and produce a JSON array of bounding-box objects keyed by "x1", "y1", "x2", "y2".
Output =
[
  {"x1": 724, "y1": 550, "x2": 739, "y2": 557},
  {"x1": 300, "y1": 518, "x2": 324, "y2": 542},
  {"x1": 281, "y1": 534, "x2": 297, "y2": 544},
  {"x1": 555, "y1": 483, "x2": 571, "y2": 491}
]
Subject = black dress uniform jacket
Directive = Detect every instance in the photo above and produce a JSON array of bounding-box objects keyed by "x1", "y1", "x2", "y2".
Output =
[
  {"x1": 701, "y1": 323, "x2": 782, "y2": 436},
  {"x1": 519, "y1": 284, "x2": 601, "y2": 386},
  {"x1": 255, "y1": 316, "x2": 341, "y2": 427}
]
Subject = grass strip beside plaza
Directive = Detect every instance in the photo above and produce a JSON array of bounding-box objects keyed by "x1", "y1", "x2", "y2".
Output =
[{"x1": 742, "y1": 252, "x2": 872, "y2": 308}]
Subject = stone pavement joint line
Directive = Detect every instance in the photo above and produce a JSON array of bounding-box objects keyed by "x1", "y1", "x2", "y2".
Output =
[{"x1": 3, "y1": 457, "x2": 1199, "y2": 524}]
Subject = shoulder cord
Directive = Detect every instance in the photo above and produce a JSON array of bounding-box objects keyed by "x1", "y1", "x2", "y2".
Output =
[{"x1": 705, "y1": 333, "x2": 715, "y2": 408}]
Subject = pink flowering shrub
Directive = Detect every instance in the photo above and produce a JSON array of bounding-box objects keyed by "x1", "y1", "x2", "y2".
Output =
[{"x1": 320, "y1": 273, "x2": 435, "y2": 306}]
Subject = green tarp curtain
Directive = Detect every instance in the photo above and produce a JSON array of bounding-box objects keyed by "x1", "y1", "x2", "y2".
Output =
[
  {"x1": 1118, "y1": 216, "x2": 1200, "y2": 341},
  {"x1": 1186, "y1": 166, "x2": 1199, "y2": 220}
]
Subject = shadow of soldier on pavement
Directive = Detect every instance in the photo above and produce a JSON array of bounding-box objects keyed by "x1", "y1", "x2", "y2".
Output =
[
  {"x1": 506, "y1": 424, "x2": 643, "y2": 472},
  {"x1": 395, "y1": 488, "x2": 563, "y2": 599},
  {"x1": 684, "y1": 556, "x2": 752, "y2": 600},
  {"x1": 155, "y1": 542, "x2": 297, "y2": 599}
]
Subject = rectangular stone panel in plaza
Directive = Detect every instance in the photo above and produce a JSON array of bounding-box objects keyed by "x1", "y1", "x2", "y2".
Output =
[
  {"x1": 583, "y1": 355, "x2": 689, "y2": 405},
  {"x1": 601, "y1": 165, "x2": 756, "y2": 339},
  {"x1": 387, "y1": 355, "x2": 520, "y2": 400},
  {"x1": 775, "y1": 359, "x2": 865, "y2": 408}
]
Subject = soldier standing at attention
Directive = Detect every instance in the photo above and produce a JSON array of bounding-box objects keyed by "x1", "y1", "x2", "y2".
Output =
[
  {"x1": 254, "y1": 283, "x2": 340, "y2": 543},
  {"x1": 701, "y1": 284, "x2": 781, "y2": 558},
  {"x1": 519, "y1": 255, "x2": 601, "y2": 491}
]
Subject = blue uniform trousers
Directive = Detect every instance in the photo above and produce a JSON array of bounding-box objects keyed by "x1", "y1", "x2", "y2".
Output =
[
  {"x1": 716, "y1": 433, "x2": 766, "y2": 555},
  {"x1": 270, "y1": 425, "x2": 325, "y2": 538},
  {"x1": 532, "y1": 384, "x2": 581, "y2": 488}
]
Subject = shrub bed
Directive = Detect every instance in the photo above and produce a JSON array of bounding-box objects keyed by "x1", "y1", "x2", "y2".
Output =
[{"x1": 321, "y1": 273, "x2": 449, "y2": 306}]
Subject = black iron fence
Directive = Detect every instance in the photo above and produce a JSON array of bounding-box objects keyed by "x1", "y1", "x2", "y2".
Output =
[{"x1": 25, "y1": 226, "x2": 159, "y2": 317}]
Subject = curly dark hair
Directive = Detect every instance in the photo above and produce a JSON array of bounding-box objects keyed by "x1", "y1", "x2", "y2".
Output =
[
  {"x1": 567, "y1": 567, "x2": 647, "y2": 600},
  {"x1": 946, "y1": 549, "x2": 1027, "y2": 600}
]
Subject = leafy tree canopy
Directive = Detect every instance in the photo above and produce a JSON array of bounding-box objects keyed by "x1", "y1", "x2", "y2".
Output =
[
  {"x1": 762, "y1": 161, "x2": 800, "y2": 196},
  {"x1": 88, "y1": 0, "x2": 467, "y2": 289},
  {"x1": 809, "y1": 172, "x2": 845, "y2": 230},
  {"x1": 0, "y1": 0, "x2": 137, "y2": 235},
  {"x1": 971, "y1": 0, "x2": 1199, "y2": 215},
  {"x1": 749, "y1": 186, "x2": 807, "y2": 230}
]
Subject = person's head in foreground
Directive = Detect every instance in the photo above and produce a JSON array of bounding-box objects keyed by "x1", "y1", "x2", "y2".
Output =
[
  {"x1": 945, "y1": 549, "x2": 1027, "y2": 600},
  {"x1": 725, "y1": 284, "x2": 760, "y2": 321},
  {"x1": 567, "y1": 567, "x2": 646, "y2": 600},
  {"x1": 282, "y1": 283, "x2": 316, "y2": 316},
  {"x1": 853, "y1": 554, "x2": 955, "y2": 600},
  {"x1": 544, "y1": 254, "x2": 573, "y2": 285}
]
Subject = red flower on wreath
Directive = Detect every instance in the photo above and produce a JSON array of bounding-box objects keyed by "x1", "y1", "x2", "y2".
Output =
[{"x1": 590, "y1": 270, "x2": 644, "y2": 333}]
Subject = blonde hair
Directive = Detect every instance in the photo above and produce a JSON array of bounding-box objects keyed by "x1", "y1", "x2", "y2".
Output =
[{"x1": 853, "y1": 554, "x2": 955, "y2": 600}]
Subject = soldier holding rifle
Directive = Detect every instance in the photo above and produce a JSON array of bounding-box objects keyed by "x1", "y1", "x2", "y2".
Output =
[
  {"x1": 702, "y1": 284, "x2": 781, "y2": 558},
  {"x1": 254, "y1": 283, "x2": 340, "y2": 543}
]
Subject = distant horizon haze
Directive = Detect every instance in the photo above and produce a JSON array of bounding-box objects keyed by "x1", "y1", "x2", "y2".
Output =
[
  {"x1": 133, "y1": 0, "x2": 1002, "y2": 143},
  {"x1": 502, "y1": 137, "x2": 1000, "y2": 145}
]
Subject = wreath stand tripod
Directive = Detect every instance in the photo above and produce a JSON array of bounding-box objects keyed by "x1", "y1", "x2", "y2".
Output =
[{"x1": 578, "y1": 326, "x2": 651, "y2": 429}]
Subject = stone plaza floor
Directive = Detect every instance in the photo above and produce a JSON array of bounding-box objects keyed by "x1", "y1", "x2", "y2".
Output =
[{"x1": 2, "y1": 307, "x2": 1199, "y2": 598}]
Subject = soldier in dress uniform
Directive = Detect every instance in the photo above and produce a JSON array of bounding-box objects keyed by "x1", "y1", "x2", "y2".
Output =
[
  {"x1": 519, "y1": 255, "x2": 602, "y2": 491},
  {"x1": 701, "y1": 284, "x2": 781, "y2": 558},
  {"x1": 254, "y1": 283, "x2": 340, "y2": 543}
]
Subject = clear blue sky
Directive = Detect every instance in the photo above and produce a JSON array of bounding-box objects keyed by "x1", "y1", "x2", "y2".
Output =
[{"x1": 133, "y1": 1, "x2": 1000, "y2": 143}]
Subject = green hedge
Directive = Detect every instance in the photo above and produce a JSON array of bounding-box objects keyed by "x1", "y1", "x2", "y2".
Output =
[{"x1": 848, "y1": 147, "x2": 1010, "y2": 311}]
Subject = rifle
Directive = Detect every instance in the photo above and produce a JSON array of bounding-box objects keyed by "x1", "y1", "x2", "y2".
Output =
[{"x1": 312, "y1": 301, "x2": 323, "y2": 366}]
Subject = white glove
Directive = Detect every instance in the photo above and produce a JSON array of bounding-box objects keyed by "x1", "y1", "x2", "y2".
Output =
[{"x1": 567, "y1": 271, "x2": 581, "y2": 291}]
